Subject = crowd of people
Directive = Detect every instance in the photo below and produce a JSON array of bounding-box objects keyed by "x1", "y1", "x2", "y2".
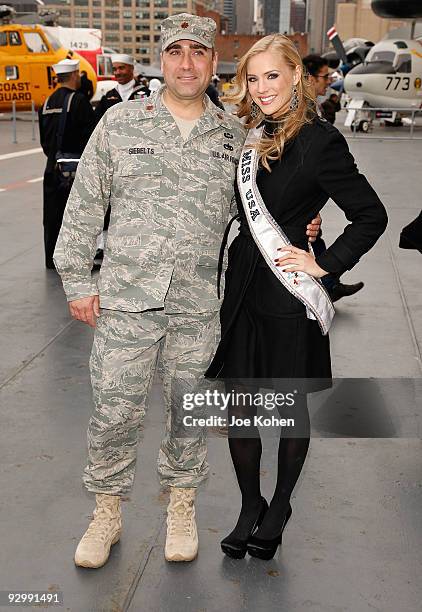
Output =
[{"x1": 39, "y1": 13, "x2": 389, "y2": 569}]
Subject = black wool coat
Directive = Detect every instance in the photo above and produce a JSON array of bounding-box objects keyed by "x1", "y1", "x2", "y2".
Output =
[{"x1": 205, "y1": 116, "x2": 388, "y2": 379}]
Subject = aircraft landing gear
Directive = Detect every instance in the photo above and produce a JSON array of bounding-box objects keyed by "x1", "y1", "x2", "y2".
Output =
[
  {"x1": 350, "y1": 119, "x2": 371, "y2": 133},
  {"x1": 384, "y1": 118, "x2": 403, "y2": 128}
]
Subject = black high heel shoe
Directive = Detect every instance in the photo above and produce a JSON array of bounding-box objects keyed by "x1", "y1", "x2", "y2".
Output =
[
  {"x1": 221, "y1": 497, "x2": 268, "y2": 559},
  {"x1": 247, "y1": 502, "x2": 292, "y2": 561}
]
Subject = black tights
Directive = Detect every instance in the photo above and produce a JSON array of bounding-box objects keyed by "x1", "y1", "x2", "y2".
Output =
[{"x1": 226, "y1": 383, "x2": 310, "y2": 540}]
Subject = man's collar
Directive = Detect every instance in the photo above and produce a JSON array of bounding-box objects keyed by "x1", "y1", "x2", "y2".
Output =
[{"x1": 141, "y1": 85, "x2": 232, "y2": 130}]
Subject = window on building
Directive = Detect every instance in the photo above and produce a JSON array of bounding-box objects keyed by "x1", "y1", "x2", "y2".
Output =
[
  {"x1": 106, "y1": 21, "x2": 120, "y2": 30},
  {"x1": 106, "y1": 10, "x2": 119, "y2": 18},
  {"x1": 75, "y1": 11, "x2": 89, "y2": 17},
  {"x1": 92, "y1": 0, "x2": 101, "y2": 5},
  {"x1": 137, "y1": 11, "x2": 150, "y2": 18},
  {"x1": 123, "y1": 48, "x2": 132, "y2": 53},
  {"x1": 93, "y1": 21, "x2": 102, "y2": 28},
  {"x1": 172, "y1": 0, "x2": 187, "y2": 7},
  {"x1": 124, "y1": 24, "x2": 133, "y2": 30},
  {"x1": 123, "y1": 11, "x2": 132, "y2": 17},
  {"x1": 93, "y1": 11, "x2": 101, "y2": 18},
  {"x1": 138, "y1": 0, "x2": 150, "y2": 6},
  {"x1": 140, "y1": 58, "x2": 149, "y2": 64},
  {"x1": 59, "y1": 8, "x2": 70, "y2": 16},
  {"x1": 141, "y1": 34, "x2": 150, "y2": 41},
  {"x1": 74, "y1": 0, "x2": 88, "y2": 4},
  {"x1": 105, "y1": 0, "x2": 119, "y2": 6},
  {"x1": 23, "y1": 32, "x2": 48, "y2": 53},
  {"x1": 138, "y1": 47, "x2": 149, "y2": 54},
  {"x1": 154, "y1": 35, "x2": 160, "y2": 42},
  {"x1": 154, "y1": 11, "x2": 168, "y2": 19},
  {"x1": 124, "y1": 0, "x2": 132, "y2": 5},
  {"x1": 234, "y1": 40, "x2": 239, "y2": 49},
  {"x1": 155, "y1": 0, "x2": 168, "y2": 6},
  {"x1": 123, "y1": 35, "x2": 132, "y2": 42}
]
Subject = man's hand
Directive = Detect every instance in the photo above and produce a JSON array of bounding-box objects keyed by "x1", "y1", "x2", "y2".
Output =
[
  {"x1": 69, "y1": 295, "x2": 100, "y2": 328},
  {"x1": 306, "y1": 213, "x2": 322, "y2": 243}
]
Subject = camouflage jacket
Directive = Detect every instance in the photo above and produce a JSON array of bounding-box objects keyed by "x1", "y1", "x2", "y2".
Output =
[{"x1": 54, "y1": 89, "x2": 246, "y2": 313}]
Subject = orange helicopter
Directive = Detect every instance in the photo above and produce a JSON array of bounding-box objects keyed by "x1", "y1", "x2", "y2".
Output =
[{"x1": 0, "y1": 15, "x2": 97, "y2": 111}]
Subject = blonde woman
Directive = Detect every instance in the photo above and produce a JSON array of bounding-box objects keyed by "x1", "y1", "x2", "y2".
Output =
[{"x1": 205, "y1": 35, "x2": 387, "y2": 560}]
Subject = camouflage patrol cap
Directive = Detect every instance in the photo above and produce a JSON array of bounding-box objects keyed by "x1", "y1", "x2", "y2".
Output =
[{"x1": 161, "y1": 13, "x2": 217, "y2": 51}]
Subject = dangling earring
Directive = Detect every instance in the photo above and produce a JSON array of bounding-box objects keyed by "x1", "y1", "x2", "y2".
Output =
[
  {"x1": 250, "y1": 101, "x2": 261, "y2": 120},
  {"x1": 289, "y1": 84, "x2": 299, "y2": 111}
]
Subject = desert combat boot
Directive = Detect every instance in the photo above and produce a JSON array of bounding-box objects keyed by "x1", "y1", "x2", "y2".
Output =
[
  {"x1": 74, "y1": 494, "x2": 122, "y2": 568},
  {"x1": 165, "y1": 487, "x2": 198, "y2": 562}
]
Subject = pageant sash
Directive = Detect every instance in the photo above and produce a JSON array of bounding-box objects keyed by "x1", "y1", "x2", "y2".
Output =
[{"x1": 237, "y1": 126, "x2": 335, "y2": 335}]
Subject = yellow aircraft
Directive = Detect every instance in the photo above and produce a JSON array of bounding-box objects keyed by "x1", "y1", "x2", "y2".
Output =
[{"x1": 0, "y1": 23, "x2": 97, "y2": 111}]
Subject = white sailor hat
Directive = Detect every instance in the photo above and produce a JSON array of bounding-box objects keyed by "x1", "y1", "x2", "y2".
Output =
[
  {"x1": 148, "y1": 78, "x2": 162, "y2": 92},
  {"x1": 110, "y1": 53, "x2": 135, "y2": 66},
  {"x1": 52, "y1": 58, "x2": 80, "y2": 75}
]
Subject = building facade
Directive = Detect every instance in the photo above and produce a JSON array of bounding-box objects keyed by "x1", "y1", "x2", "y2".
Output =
[
  {"x1": 223, "y1": 0, "x2": 236, "y2": 33},
  {"x1": 290, "y1": 0, "x2": 306, "y2": 33},
  {"x1": 216, "y1": 30, "x2": 308, "y2": 61},
  {"x1": 336, "y1": 0, "x2": 405, "y2": 42},
  {"x1": 263, "y1": 0, "x2": 280, "y2": 34},
  {"x1": 253, "y1": 0, "x2": 265, "y2": 35},
  {"x1": 235, "y1": 0, "x2": 254, "y2": 34},
  {"x1": 306, "y1": 0, "x2": 342, "y2": 53},
  {"x1": 41, "y1": 0, "x2": 216, "y2": 64},
  {"x1": 279, "y1": 0, "x2": 291, "y2": 34}
]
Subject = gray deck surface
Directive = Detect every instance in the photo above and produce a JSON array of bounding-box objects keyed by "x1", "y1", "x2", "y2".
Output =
[{"x1": 0, "y1": 116, "x2": 421, "y2": 612}]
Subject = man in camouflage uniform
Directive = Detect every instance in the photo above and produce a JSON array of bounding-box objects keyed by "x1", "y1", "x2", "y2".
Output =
[{"x1": 54, "y1": 13, "x2": 246, "y2": 568}]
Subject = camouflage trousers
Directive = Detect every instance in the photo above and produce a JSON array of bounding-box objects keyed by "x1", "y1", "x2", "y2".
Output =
[{"x1": 83, "y1": 308, "x2": 220, "y2": 495}]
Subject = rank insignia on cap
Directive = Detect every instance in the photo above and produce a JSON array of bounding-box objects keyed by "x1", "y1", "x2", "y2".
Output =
[
  {"x1": 146, "y1": 104, "x2": 154, "y2": 110},
  {"x1": 161, "y1": 13, "x2": 217, "y2": 51}
]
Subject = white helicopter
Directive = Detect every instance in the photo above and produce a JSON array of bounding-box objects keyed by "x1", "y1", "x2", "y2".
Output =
[
  {"x1": 344, "y1": 37, "x2": 422, "y2": 131},
  {"x1": 326, "y1": 0, "x2": 422, "y2": 132}
]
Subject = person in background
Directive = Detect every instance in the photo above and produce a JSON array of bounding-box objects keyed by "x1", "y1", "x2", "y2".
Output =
[
  {"x1": 206, "y1": 75, "x2": 224, "y2": 109},
  {"x1": 39, "y1": 59, "x2": 95, "y2": 269},
  {"x1": 78, "y1": 70, "x2": 94, "y2": 101},
  {"x1": 321, "y1": 92, "x2": 341, "y2": 125},
  {"x1": 148, "y1": 78, "x2": 162, "y2": 94},
  {"x1": 302, "y1": 53, "x2": 365, "y2": 302},
  {"x1": 399, "y1": 211, "x2": 422, "y2": 254},
  {"x1": 94, "y1": 54, "x2": 149, "y2": 123}
]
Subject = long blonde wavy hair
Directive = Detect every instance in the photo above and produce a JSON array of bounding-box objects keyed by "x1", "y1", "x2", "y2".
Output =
[{"x1": 224, "y1": 34, "x2": 317, "y2": 171}]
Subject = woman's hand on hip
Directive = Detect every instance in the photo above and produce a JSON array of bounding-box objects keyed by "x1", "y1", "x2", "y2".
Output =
[{"x1": 275, "y1": 246, "x2": 328, "y2": 279}]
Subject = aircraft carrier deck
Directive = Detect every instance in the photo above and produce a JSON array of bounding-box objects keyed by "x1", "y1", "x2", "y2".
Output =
[{"x1": 0, "y1": 113, "x2": 421, "y2": 612}]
